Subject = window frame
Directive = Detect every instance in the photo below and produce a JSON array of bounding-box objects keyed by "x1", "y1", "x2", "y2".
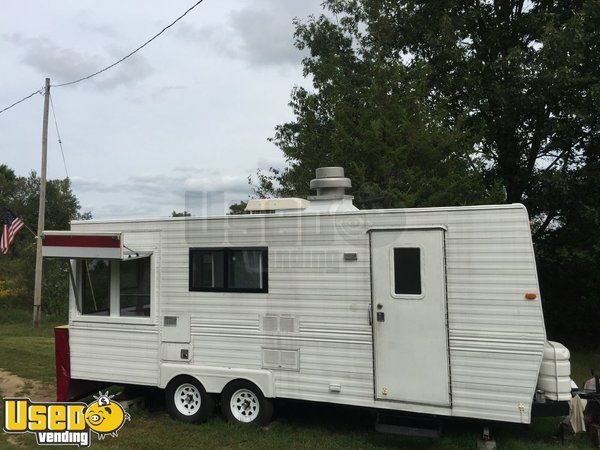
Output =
[
  {"x1": 389, "y1": 246, "x2": 425, "y2": 300},
  {"x1": 118, "y1": 257, "x2": 152, "y2": 317},
  {"x1": 72, "y1": 254, "x2": 154, "y2": 323},
  {"x1": 189, "y1": 247, "x2": 268, "y2": 293},
  {"x1": 80, "y1": 258, "x2": 112, "y2": 316}
]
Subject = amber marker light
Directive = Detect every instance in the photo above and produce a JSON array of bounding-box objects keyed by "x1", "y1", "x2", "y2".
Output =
[{"x1": 525, "y1": 293, "x2": 537, "y2": 300}]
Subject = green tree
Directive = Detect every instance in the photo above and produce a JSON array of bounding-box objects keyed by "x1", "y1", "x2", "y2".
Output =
[
  {"x1": 171, "y1": 210, "x2": 191, "y2": 217},
  {"x1": 0, "y1": 167, "x2": 90, "y2": 317},
  {"x1": 228, "y1": 201, "x2": 248, "y2": 215},
  {"x1": 0, "y1": 165, "x2": 18, "y2": 204},
  {"x1": 535, "y1": 156, "x2": 600, "y2": 342},
  {"x1": 259, "y1": 0, "x2": 600, "y2": 343},
  {"x1": 263, "y1": 10, "x2": 500, "y2": 208}
]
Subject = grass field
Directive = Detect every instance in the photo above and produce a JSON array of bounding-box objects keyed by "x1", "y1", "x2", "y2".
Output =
[{"x1": 0, "y1": 308, "x2": 598, "y2": 449}]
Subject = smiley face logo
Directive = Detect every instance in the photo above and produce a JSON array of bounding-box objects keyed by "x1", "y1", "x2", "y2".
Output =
[{"x1": 84, "y1": 393, "x2": 130, "y2": 439}]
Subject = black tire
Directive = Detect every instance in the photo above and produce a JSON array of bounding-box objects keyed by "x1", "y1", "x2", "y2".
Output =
[
  {"x1": 221, "y1": 380, "x2": 274, "y2": 426},
  {"x1": 165, "y1": 376, "x2": 214, "y2": 423}
]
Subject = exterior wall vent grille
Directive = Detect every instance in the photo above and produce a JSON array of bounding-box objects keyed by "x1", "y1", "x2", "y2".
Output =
[{"x1": 164, "y1": 316, "x2": 177, "y2": 327}]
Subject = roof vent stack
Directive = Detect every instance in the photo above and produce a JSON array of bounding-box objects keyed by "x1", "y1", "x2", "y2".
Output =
[{"x1": 305, "y1": 167, "x2": 358, "y2": 212}]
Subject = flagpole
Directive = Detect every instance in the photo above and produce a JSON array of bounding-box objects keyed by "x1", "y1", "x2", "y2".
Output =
[
  {"x1": 33, "y1": 78, "x2": 50, "y2": 329},
  {"x1": 0, "y1": 207, "x2": 36, "y2": 238},
  {"x1": 22, "y1": 222, "x2": 37, "y2": 239}
]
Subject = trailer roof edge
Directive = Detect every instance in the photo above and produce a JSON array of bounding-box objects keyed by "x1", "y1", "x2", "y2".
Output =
[{"x1": 71, "y1": 203, "x2": 527, "y2": 226}]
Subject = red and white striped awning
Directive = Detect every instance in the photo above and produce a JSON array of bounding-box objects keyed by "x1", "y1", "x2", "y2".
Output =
[{"x1": 42, "y1": 231, "x2": 123, "y2": 259}]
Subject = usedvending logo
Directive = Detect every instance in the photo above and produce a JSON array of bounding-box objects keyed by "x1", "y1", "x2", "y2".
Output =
[{"x1": 3, "y1": 392, "x2": 130, "y2": 446}]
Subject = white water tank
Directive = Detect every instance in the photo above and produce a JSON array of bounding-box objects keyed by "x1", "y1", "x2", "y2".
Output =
[{"x1": 537, "y1": 341, "x2": 572, "y2": 401}]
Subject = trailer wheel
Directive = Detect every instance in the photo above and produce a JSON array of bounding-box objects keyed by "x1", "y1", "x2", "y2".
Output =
[
  {"x1": 165, "y1": 376, "x2": 214, "y2": 423},
  {"x1": 221, "y1": 380, "x2": 273, "y2": 426}
]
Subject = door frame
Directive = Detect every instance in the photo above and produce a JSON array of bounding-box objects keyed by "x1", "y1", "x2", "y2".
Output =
[{"x1": 368, "y1": 225, "x2": 452, "y2": 407}]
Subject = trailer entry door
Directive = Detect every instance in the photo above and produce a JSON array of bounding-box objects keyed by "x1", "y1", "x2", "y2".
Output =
[{"x1": 370, "y1": 228, "x2": 450, "y2": 406}]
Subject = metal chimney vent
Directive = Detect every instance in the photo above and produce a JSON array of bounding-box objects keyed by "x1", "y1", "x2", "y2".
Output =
[
  {"x1": 309, "y1": 167, "x2": 351, "y2": 199},
  {"x1": 305, "y1": 167, "x2": 358, "y2": 212}
]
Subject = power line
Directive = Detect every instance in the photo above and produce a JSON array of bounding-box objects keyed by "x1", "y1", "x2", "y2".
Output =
[
  {"x1": 0, "y1": 88, "x2": 43, "y2": 116},
  {"x1": 52, "y1": 0, "x2": 206, "y2": 88},
  {"x1": 49, "y1": 93, "x2": 69, "y2": 179},
  {"x1": 0, "y1": 0, "x2": 207, "y2": 114}
]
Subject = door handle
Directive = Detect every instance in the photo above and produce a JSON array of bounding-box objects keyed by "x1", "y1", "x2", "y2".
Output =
[{"x1": 368, "y1": 304, "x2": 373, "y2": 325}]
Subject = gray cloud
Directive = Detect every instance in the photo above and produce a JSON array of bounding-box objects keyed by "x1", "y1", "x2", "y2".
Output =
[
  {"x1": 175, "y1": 0, "x2": 323, "y2": 67},
  {"x1": 230, "y1": 0, "x2": 324, "y2": 67},
  {"x1": 77, "y1": 22, "x2": 118, "y2": 38},
  {"x1": 72, "y1": 170, "x2": 250, "y2": 196},
  {"x1": 228, "y1": 7, "x2": 301, "y2": 67},
  {"x1": 74, "y1": 7, "x2": 120, "y2": 38},
  {"x1": 175, "y1": 23, "x2": 238, "y2": 61},
  {"x1": 72, "y1": 166, "x2": 252, "y2": 218},
  {"x1": 176, "y1": 23, "x2": 219, "y2": 43},
  {"x1": 3, "y1": 33, "x2": 154, "y2": 90},
  {"x1": 1, "y1": 1, "x2": 313, "y2": 222}
]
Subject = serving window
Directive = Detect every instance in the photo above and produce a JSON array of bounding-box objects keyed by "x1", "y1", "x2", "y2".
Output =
[
  {"x1": 189, "y1": 247, "x2": 268, "y2": 293},
  {"x1": 81, "y1": 259, "x2": 111, "y2": 315},
  {"x1": 119, "y1": 257, "x2": 151, "y2": 316},
  {"x1": 77, "y1": 256, "x2": 152, "y2": 317}
]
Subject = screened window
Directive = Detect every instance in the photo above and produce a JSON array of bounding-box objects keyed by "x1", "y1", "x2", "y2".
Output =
[
  {"x1": 120, "y1": 257, "x2": 151, "y2": 317},
  {"x1": 189, "y1": 248, "x2": 268, "y2": 293},
  {"x1": 81, "y1": 259, "x2": 111, "y2": 315},
  {"x1": 393, "y1": 248, "x2": 422, "y2": 295}
]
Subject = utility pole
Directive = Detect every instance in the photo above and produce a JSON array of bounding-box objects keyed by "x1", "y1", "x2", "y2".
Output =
[{"x1": 33, "y1": 77, "x2": 50, "y2": 329}]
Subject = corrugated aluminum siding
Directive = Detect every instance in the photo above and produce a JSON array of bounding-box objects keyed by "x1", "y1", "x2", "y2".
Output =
[
  {"x1": 69, "y1": 323, "x2": 159, "y2": 385},
  {"x1": 69, "y1": 204, "x2": 545, "y2": 423}
]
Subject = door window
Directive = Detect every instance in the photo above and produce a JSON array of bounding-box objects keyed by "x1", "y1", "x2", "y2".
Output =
[{"x1": 393, "y1": 247, "x2": 422, "y2": 295}]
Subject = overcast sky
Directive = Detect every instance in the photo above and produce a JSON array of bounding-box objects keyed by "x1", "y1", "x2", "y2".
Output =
[{"x1": 0, "y1": 0, "x2": 323, "y2": 219}]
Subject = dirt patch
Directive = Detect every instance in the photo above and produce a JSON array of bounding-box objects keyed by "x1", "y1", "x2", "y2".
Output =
[
  {"x1": 0, "y1": 368, "x2": 54, "y2": 401},
  {"x1": 0, "y1": 369, "x2": 56, "y2": 447}
]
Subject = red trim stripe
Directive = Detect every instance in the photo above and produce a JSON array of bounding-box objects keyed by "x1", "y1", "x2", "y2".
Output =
[
  {"x1": 42, "y1": 235, "x2": 120, "y2": 248},
  {"x1": 8, "y1": 220, "x2": 23, "y2": 240}
]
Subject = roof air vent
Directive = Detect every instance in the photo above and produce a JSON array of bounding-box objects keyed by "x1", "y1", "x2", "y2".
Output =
[
  {"x1": 306, "y1": 167, "x2": 358, "y2": 212},
  {"x1": 309, "y1": 167, "x2": 351, "y2": 199}
]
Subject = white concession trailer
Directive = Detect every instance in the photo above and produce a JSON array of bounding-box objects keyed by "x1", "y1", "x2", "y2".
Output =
[{"x1": 44, "y1": 167, "x2": 572, "y2": 427}]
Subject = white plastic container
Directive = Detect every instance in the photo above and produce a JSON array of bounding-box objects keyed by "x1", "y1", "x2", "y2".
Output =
[{"x1": 537, "y1": 341, "x2": 572, "y2": 401}]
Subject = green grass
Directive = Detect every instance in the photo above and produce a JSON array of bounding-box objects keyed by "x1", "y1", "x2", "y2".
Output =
[
  {"x1": 0, "y1": 308, "x2": 64, "y2": 383},
  {"x1": 571, "y1": 349, "x2": 600, "y2": 390},
  {"x1": 0, "y1": 308, "x2": 597, "y2": 449}
]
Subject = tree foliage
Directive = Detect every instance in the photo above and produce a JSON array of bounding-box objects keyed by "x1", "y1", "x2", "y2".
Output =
[
  {"x1": 258, "y1": 0, "x2": 599, "y2": 344},
  {"x1": 0, "y1": 165, "x2": 90, "y2": 317},
  {"x1": 171, "y1": 210, "x2": 192, "y2": 217},
  {"x1": 228, "y1": 201, "x2": 248, "y2": 215}
]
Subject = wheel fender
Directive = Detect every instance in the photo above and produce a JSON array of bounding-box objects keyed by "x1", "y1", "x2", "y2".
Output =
[{"x1": 160, "y1": 363, "x2": 276, "y2": 397}]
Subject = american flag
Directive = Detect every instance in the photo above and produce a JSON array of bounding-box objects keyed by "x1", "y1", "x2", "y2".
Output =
[{"x1": 0, "y1": 210, "x2": 25, "y2": 255}]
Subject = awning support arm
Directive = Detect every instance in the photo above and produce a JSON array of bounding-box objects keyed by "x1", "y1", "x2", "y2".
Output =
[{"x1": 123, "y1": 244, "x2": 139, "y2": 257}]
